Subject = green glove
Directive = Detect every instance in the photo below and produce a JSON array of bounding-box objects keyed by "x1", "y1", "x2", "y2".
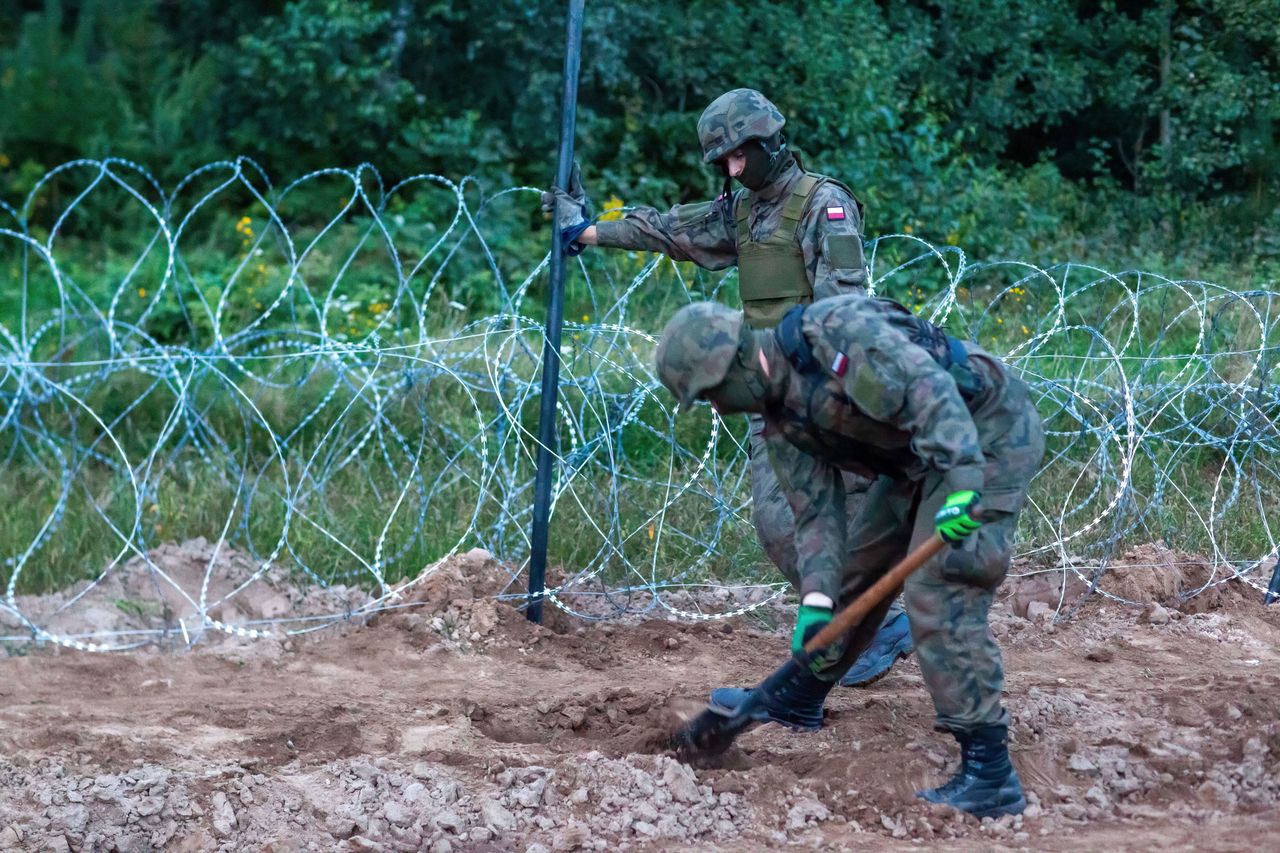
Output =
[
  {"x1": 792, "y1": 604, "x2": 833, "y2": 655},
  {"x1": 935, "y1": 489, "x2": 982, "y2": 544},
  {"x1": 540, "y1": 161, "x2": 591, "y2": 231}
]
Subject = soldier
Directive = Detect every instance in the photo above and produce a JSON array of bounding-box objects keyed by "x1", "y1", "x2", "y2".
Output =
[
  {"x1": 653, "y1": 294, "x2": 1045, "y2": 818},
  {"x1": 542, "y1": 88, "x2": 914, "y2": 687}
]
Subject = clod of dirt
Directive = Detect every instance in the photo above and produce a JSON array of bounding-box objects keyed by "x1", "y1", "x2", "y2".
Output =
[
  {"x1": 1140, "y1": 602, "x2": 1172, "y2": 625},
  {"x1": 373, "y1": 548, "x2": 522, "y2": 649},
  {"x1": 1084, "y1": 646, "x2": 1115, "y2": 662}
]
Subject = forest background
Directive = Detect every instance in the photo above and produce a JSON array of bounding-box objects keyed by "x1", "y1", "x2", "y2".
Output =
[{"x1": 2, "y1": 0, "x2": 1279, "y2": 281}]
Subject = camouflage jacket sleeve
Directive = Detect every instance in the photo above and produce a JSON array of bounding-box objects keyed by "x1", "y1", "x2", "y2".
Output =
[
  {"x1": 815, "y1": 312, "x2": 986, "y2": 494},
  {"x1": 765, "y1": 429, "x2": 846, "y2": 600},
  {"x1": 799, "y1": 182, "x2": 868, "y2": 299},
  {"x1": 591, "y1": 197, "x2": 739, "y2": 270}
]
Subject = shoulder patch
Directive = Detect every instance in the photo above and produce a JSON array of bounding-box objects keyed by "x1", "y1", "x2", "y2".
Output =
[
  {"x1": 831, "y1": 352, "x2": 849, "y2": 376},
  {"x1": 825, "y1": 206, "x2": 846, "y2": 221},
  {"x1": 824, "y1": 233, "x2": 865, "y2": 268}
]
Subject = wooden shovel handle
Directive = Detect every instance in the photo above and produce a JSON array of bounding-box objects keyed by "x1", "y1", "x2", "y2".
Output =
[{"x1": 802, "y1": 534, "x2": 949, "y2": 653}]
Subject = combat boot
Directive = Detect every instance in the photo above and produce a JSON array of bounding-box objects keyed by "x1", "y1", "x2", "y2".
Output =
[
  {"x1": 917, "y1": 724, "x2": 1026, "y2": 818},
  {"x1": 707, "y1": 666, "x2": 835, "y2": 731},
  {"x1": 839, "y1": 610, "x2": 914, "y2": 687}
]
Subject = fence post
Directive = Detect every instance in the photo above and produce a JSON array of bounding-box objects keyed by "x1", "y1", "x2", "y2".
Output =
[{"x1": 527, "y1": 0, "x2": 586, "y2": 624}]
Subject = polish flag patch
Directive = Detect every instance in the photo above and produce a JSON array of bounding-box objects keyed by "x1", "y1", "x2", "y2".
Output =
[
  {"x1": 831, "y1": 352, "x2": 849, "y2": 376},
  {"x1": 825, "y1": 206, "x2": 846, "y2": 221}
]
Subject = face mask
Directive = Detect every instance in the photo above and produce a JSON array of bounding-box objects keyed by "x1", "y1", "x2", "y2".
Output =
[
  {"x1": 735, "y1": 140, "x2": 774, "y2": 191},
  {"x1": 735, "y1": 134, "x2": 792, "y2": 191}
]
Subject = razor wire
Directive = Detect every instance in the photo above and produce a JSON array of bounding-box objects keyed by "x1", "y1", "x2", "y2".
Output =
[{"x1": 1, "y1": 158, "x2": 1277, "y2": 650}]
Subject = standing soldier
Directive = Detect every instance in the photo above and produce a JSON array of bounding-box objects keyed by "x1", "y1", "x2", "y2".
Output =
[
  {"x1": 542, "y1": 88, "x2": 914, "y2": 688},
  {"x1": 653, "y1": 294, "x2": 1045, "y2": 818}
]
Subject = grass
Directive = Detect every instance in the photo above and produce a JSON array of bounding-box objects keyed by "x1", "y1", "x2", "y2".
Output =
[{"x1": 2, "y1": 205, "x2": 1277, "y2": 597}]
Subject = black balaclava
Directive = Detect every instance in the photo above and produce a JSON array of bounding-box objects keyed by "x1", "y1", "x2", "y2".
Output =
[
  {"x1": 735, "y1": 132, "x2": 793, "y2": 192},
  {"x1": 704, "y1": 330, "x2": 787, "y2": 415}
]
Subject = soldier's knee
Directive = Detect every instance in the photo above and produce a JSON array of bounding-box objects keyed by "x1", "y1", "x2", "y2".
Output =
[
  {"x1": 940, "y1": 516, "x2": 1014, "y2": 590},
  {"x1": 940, "y1": 546, "x2": 1009, "y2": 590}
]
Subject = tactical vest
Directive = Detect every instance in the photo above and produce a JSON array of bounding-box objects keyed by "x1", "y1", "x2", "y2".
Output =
[
  {"x1": 774, "y1": 302, "x2": 988, "y2": 402},
  {"x1": 734, "y1": 171, "x2": 861, "y2": 329}
]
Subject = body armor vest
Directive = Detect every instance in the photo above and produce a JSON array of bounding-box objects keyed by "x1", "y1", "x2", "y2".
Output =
[
  {"x1": 734, "y1": 171, "x2": 861, "y2": 328},
  {"x1": 774, "y1": 302, "x2": 988, "y2": 402}
]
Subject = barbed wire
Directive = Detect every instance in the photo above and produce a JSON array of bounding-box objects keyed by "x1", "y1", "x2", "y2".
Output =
[{"x1": 1, "y1": 158, "x2": 1277, "y2": 650}]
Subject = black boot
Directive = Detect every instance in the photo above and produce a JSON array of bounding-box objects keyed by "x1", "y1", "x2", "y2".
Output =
[
  {"x1": 707, "y1": 662, "x2": 836, "y2": 731},
  {"x1": 917, "y1": 724, "x2": 1026, "y2": 818}
]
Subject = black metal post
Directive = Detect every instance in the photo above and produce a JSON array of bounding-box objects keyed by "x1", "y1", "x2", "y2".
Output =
[
  {"x1": 528, "y1": 0, "x2": 586, "y2": 623},
  {"x1": 1266, "y1": 556, "x2": 1280, "y2": 605}
]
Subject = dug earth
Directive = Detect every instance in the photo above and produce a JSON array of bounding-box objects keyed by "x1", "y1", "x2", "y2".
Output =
[{"x1": 1, "y1": 546, "x2": 1278, "y2": 851}]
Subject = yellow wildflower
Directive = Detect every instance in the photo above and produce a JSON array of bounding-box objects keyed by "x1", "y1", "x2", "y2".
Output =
[
  {"x1": 598, "y1": 195, "x2": 625, "y2": 222},
  {"x1": 0, "y1": 153, "x2": 10, "y2": 169},
  {"x1": 138, "y1": 287, "x2": 147, "y2": 299}
]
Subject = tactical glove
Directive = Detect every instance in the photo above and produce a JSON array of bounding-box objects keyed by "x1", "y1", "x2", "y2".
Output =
[
  {"x1": 792, "y1": 603, "x2": 845, "y2": 673},
  {"x1": 540, "y1": 162, "x2": 592, "y2": 253},
  {"x1": 935, "y1": 490, "x2": 982, "y2": 544},
  {"x1": 792, "y1": 604, "x2": 832, "y2": 655}
]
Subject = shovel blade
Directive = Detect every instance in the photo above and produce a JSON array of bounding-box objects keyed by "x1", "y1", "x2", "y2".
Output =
[
  {"x1": 669, "y1": 705, "x2": 755, "y2": 760},
  {"x1": 669, "y1": 657, "x2": 809, "y2": 761}
]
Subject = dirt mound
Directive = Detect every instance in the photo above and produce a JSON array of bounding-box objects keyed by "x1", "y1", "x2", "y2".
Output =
[
  {"x1": 1, "y1": 538, "x2": 369, "y2": 646},
  {"x1": 4, "y1": 542, "x2": 1280, "y2": 850},
  {"x1": 1005, "y1": 541, "x2": 1264, "y2": 623},
  {"x1": 371, "y1": 547, "x2": 535, "y2": 650}
]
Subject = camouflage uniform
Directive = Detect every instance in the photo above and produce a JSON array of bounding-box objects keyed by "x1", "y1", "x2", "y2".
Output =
[
  {"x1": 593, "y1": 91, "x2": 876, "y2": 602},
  {"x1": 656, "y1": 295, "x2": 1044, "y2": 734},
  {"x1": 760, "y1": 296, "x2": 1044, "y2": 732}
]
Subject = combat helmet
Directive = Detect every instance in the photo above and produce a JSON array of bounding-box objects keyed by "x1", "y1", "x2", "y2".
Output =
[
  {"x1": 697, "y1": 88, "x2": 786, "y2": 164},
  {"x1": 655, "y1": 302, "x2": 744, "y2": 409}
]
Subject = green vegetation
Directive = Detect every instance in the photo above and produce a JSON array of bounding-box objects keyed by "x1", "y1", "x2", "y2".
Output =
[
  {"x1": 1, "y1": 1, "x2": 1277, "y2": 595},
  {"x1": 2, "y1": 0, "x2": 1278, "y2": 277}
]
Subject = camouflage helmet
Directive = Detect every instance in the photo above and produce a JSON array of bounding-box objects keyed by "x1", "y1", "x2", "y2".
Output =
[
  {"x1": 696, "y1": 88, "x2": 786, "y2": 164},
  {"x1": 655, "y1": 302, "x2": 744, "y2": 409}
]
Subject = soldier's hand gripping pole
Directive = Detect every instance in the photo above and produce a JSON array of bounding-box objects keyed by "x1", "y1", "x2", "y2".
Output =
[{"x1": 670, "y1": 534, "x2": 951, "y2": 761}]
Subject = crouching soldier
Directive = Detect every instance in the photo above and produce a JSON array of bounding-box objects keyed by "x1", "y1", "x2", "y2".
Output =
[{"x1": 654, "y1": 294, "x2": 1044, "y2": 818}]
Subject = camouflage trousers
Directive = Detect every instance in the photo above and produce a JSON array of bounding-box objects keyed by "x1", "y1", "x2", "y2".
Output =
[
  {"x1": 819, "y1": 401, "x2": 1045, "y2": 733},
  {"x1": 746, "y1": 416, "x2": 905, "y2": 622}
]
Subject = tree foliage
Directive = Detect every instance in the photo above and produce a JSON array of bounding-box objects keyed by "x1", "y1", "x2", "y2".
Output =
[{"x1": 1, "y1": 0, "x2": 1277, "y2": 264}]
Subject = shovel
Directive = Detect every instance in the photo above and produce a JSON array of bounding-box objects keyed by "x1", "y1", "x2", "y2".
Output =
[{"x1": 670, "y1": 534, "x2": 950, "y2": 760}]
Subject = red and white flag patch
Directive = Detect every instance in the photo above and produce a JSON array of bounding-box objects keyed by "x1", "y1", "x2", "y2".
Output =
[
  {"x1": 831, "y1": 352, "x2": 849, "y2": 376},
  {"x1": 825, "y1": 206, "x2": 846, "y2": 221}
]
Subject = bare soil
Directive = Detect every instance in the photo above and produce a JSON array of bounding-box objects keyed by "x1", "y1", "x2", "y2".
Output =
[{"x1": 2, "y1": 545, "x2": 1278, "y2": 852}]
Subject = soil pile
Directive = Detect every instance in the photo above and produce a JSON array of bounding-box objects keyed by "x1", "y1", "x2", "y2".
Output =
[
  {"x1": 2, "y1": 543, "x2": 1279, "y2": 850},
  {"x1": 1, "y1": 538, "x2": 369, "y2": 646}
]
